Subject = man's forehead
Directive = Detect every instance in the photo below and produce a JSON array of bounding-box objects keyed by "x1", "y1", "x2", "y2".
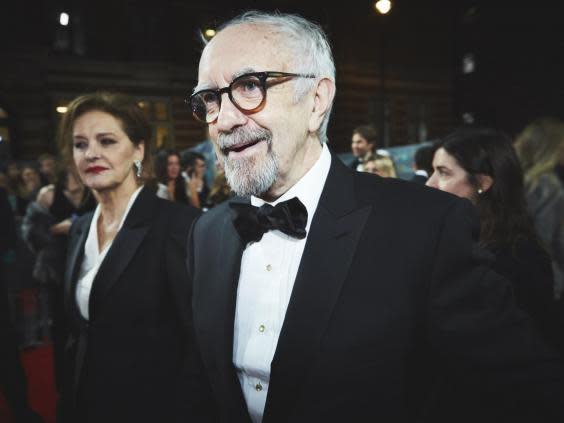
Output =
[{"x1": 197, "y1": 24, "x2": 291, "y2": 87}]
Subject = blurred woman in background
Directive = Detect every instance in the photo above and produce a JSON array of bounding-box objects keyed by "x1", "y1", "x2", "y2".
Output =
[
  {"x1": 515, "y1": 118, "x2": 564, "y2": 300},
  {"x1": 426, "y1": 127, "x2": 561, "y2": 349},
  {"x1": 19, "y1": 164, "x2": 42, "y2": 203},
  {"x1": 363, "y1": 154, "x2": 397, "y2": 178},
  {"x1": 155, "y1": 149, "x2": 200, "y2": 207}
]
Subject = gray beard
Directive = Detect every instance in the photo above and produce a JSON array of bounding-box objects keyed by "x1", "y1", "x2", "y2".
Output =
[{"x1": 218, "y1": 127, "x2": 278, "y2": 197}]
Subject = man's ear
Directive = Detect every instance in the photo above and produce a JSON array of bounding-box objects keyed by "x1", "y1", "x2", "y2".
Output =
[
  {"x1": 308, "y1": 77, "x2": 336, "y2": 134},
  {"x1": 476, "y1": 174, "x2": 493, "y2": 193}
]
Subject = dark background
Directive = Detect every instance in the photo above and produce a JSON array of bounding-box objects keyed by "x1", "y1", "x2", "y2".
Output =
[{"x1": 1, "y1": 0, "x2": 562, "y2": 157}]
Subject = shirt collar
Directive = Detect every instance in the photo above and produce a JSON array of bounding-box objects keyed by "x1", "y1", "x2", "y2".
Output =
[
  {"x1": 85, "y1": 185, "x2": 144, "y2": 257},
  {"x1": 251, "y1": 143, "x2": 331, "y2": 231}
]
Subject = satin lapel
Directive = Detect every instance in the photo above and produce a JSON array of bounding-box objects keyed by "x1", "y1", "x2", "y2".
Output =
[
  {"x1": 87, "y1": 188, "x2": 154, "y2": 321},
  {"x1": 64, "y1": 214, "x2": 92, "y2": 404},
  {"x1": 193, "y1": 201, "x2": 250, "y2": 420},
  {"x1": 263, "y1": 156, "x2": 372, "y2": 422},
  {"x1": 201, "y1": 206, "x2": 245, "y2": 371},
  {"x1": 64, "y1": 213, "x2": 92, "y2": 320}
]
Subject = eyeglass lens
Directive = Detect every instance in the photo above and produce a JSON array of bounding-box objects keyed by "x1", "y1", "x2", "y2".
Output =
[{"x1": 191, "y1": 74, "x2": 265, "y2": 123}]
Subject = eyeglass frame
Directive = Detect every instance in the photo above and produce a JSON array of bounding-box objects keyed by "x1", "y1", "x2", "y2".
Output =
[{"x1": 187, "y1": 71, "x2": 316, "y2": 124}]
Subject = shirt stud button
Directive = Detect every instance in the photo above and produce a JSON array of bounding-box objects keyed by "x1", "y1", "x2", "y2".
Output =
[
  {"x1": 266, "y1": 264, "x2": 272, "y2": 271},
  {"x1": 255, "y1": 383, "x2": 263, "y2": 391},
  {"x1": 259, "y1": 325, "x2": 265, "y2": 333}
]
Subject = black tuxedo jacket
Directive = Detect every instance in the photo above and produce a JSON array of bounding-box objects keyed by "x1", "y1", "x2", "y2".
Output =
[
  {"x1": 62, "y1": 188, "x2": 202, "y2": 422},
  {"x1": 188, "y1": 155, "x2": 564, "y2": 422}
]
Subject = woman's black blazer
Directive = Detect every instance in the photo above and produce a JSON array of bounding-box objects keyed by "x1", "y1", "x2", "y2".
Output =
[{"x1": 61, "y1": 187, "x2": 201, "y2": 422}]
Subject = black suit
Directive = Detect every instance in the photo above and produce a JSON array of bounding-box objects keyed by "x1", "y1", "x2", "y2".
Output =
[
  {"x1": 188, "y1": 154, "x2": 564, "y2": 422},
  {"x1": 62, "y1": 187, "x2": 203, "y2": 422}
]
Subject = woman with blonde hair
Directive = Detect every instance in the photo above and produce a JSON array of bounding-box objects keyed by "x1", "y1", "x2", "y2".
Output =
[
  {"x1": 515, "y1": 117, "x2": 564, "y2": 299},
  {"x1": 363, "y1": 154, "x2": 397, "y2": 178}
]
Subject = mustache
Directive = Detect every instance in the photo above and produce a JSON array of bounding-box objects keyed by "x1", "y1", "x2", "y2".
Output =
[{"x1": 217, "y1": 127, "x2": 272, "y2": 151}]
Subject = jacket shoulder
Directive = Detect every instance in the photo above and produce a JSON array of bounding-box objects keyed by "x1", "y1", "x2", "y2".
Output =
[
  {"x1": 70, "y1": 211, "x2": 94, "y2": 236},
  {"x1": 353, "y1": 171, "x2": 460, "y2": 212}
]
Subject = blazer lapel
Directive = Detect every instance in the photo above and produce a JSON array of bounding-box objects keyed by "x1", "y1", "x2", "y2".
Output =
[
  {"x1": 263, "y1": 155, "x2": 372, "y2": 422},
  {"x1": 87, "y1": 188, "x2": 154, "y2": 321},
  {"x1": 64, "y1": 213, "x2": 92, "y2": 321}
]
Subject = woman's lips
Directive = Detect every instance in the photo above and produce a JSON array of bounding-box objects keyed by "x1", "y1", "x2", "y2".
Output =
[{"x1": 85, "y1": 166, "x2": 108, "y2": 174}]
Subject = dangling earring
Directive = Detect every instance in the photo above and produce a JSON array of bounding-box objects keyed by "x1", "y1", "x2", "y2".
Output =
[{"x1": 134, "y1": 160, "x2": 142, "y2": 178}]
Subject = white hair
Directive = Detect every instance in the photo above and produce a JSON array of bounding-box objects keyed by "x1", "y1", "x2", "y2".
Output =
[{"x1": 210, "y1": 11, "x2": 336, "y2": 144}]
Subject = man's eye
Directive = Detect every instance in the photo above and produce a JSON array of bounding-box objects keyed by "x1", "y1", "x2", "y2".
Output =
[
  {"x1": 242, "y1": 80, "x2": 260, "y2": 90},
  {"x1": 235, "y1": 77, "x2": 261, "y2": 94},
  {"x1": 201, "y1": 92, "x2": 218, "y2": 106}
]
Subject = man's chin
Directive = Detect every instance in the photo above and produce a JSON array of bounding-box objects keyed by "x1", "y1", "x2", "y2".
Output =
[{"x1": 224, "y1": 161, "x2": 277, "y2": 198}]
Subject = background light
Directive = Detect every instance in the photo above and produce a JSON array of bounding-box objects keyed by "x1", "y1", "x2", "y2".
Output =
[
  {"x1": 375, "y1": 0, "x2": 392, "y2": 15},
  {"x1": 56, "y1": 106, "x2": 68, "y2": 114},
  {"x1": 462, "y1": 53, "x2": 476, "y2": 74},
  {"x1": 462, "y1": 112, "x2": 475, "y2": 124},
  {"x1": 204, "y1": 28, "x2": 216, "y2": 39},
  {"x1": 59, "y1": 12, "x2": 69, "y2": 26}
]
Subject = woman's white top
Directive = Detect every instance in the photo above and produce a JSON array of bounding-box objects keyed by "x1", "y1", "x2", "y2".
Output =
[{"x1": 75, "y1": 186, "x2": 143, "y2": 320}]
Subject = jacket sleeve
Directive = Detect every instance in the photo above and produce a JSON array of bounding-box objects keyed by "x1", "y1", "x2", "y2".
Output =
[
  {"x1": 428, "y1": 198, "x2": 564, "y2": 422},
  {"x1": 21, "y1": 202, "x2": 55, "y2": 253},
  {"x1": 165, "y1": 207, "x2": 218, "y2": 422}
]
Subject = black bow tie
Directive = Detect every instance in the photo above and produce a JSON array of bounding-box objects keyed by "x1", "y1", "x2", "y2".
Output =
[{"x1": 230, "y1": 197, "x2": 308, "y2": 244}]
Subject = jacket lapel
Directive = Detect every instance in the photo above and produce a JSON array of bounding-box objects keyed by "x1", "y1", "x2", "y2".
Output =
[
  {"x1": 193, "y1": 199, "x2": 251, "y2": 421},
  {"x1": 87, "y1": 187, "x2": 154, "y2": 321},
  {"x1": 64, "y1": 213, "x2": 92, "y2": 322},
  {"x1": 263, "y1": 155, "x2": 372, "y2": 422}
]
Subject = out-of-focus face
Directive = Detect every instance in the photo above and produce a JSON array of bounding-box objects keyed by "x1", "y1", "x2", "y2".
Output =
[
  {"x1": 363, "y1": 160, "x2": 379, "y2": 175},
  {"x1": 194, "y1": 158, "x2": 206, "y2": 179},
  {"x1": 426, "y1": 147, "x2": 476, "y2": 201},
  {"x1": 7, "y1": 163, "x2": 20, "y2": 180},
  {"x1": 167, "y1": 154, "x2": 181, "y2": 180},
  {"x1": 72, "y1": 110, "x2": 143, "y2": 193},
  {"x1": 351, "y1": 133, "x2": 373, "y2": 158},
  {"x1": 21, "y1": 167, "x2": 40, "y2": 188},
  {"x1": 197, "y1": 23, "x2": 320, "y2": 198},
  {"x1": 364, "y1": 160, "x2": 391, "y2": 177},
  {"x1": 40, "y1": 158, "x2": 56, "y2": 176}
]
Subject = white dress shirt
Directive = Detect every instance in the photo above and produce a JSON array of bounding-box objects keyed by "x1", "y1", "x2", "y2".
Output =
[
  {"x1": 75, "y1": 186, "x2": 143, "y2": 320},
  {"x1": 233, "y1": 144, "x2": 331, "y2": 422}
]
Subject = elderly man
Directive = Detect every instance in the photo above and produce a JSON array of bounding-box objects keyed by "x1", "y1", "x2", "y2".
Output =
[{"x1": 186, "y1": 11, "x2": 564, "y2": 423}]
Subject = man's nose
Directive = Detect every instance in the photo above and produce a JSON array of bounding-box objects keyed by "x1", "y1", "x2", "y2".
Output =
[{"x1": 215, "y1": 94, "x2": 248, "y2": 133}]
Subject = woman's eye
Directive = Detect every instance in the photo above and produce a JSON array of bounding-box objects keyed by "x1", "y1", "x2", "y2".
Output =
[
  {"x1": 101, "y1": 138, "x2": 116, "y2": 146},
  {"x1": 74, "y1": 141, "x2": 87, "y2": 150}
]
